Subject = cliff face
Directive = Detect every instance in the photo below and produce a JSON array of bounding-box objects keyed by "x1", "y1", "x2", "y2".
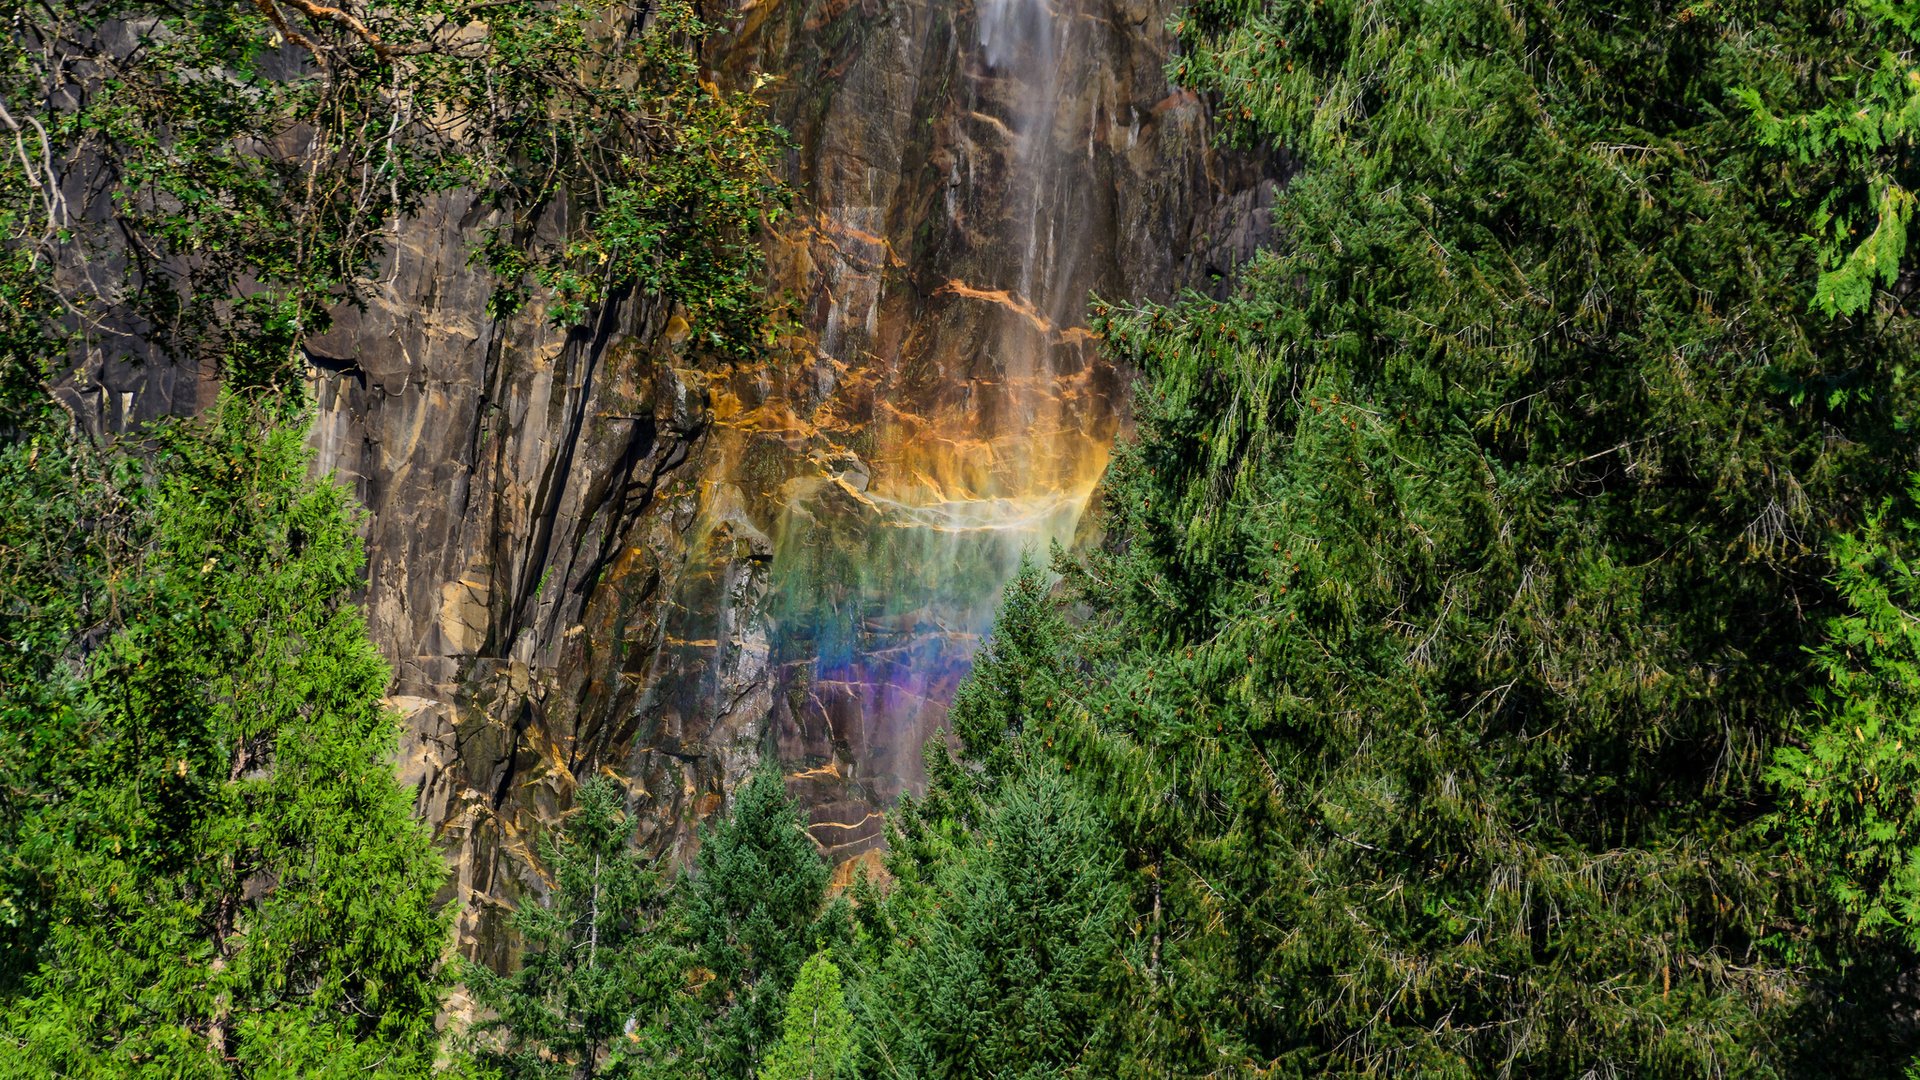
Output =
[
  {"x1": 716, "y1": 0, "x2": 1276, "y2": 871},
  {"x1": 299, "y1": 206, "x2": 733, "y2": 964},
  {"x1": 81, "y1": 0, "x2": 1274, "y2": 961}
]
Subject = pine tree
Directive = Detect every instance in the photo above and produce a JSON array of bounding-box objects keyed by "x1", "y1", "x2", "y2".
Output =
[
  {"x1": 0, "y1": 397, "x2": 452, "y2": 1077},
  {"x1": 676, "y1": 767, "x2": 843, "y2": 1078},
  {"x1": 891, "y1": 0, "x2": 1920, "y2": 1074},
  {"x1": 859, "y1": 766, "x2": 1125, "y2": 1079},
  {"x1": 758, "y1": 951, "x2": 852, "y2": 1080},
  {"x1": 467, "y1": 776, "x2": 678, "y2": 1080}
]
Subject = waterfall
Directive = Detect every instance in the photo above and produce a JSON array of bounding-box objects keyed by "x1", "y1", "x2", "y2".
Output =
[
  {"x1": 750, "y1": 0, "x2": 1120, "y2": 857},
  {"x1": 283, "y1": 0, "x2": 1263, "y2": 949},
  {"x1": 624, "y1": 0, "x2": 1269, "y2": 868}
]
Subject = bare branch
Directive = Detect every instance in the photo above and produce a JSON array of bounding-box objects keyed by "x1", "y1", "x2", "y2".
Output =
[
  {"x1": 273, "y1": 0, "x2": 391, "y2": 57},
  {"x1": 250, "y1": 0, "x2": 328, "y2": 68},
  {"x1": 0, "y1": 95, "x2": 66, "y2": 247}
]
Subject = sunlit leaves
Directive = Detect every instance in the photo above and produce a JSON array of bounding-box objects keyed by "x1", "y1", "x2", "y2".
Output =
[
  {"x1": 1738, "y1": 0, "x2": 1920, "y2": 317},
  {"x1": 1772, "y1": 487, "x2": 1920, "y2": 945}
]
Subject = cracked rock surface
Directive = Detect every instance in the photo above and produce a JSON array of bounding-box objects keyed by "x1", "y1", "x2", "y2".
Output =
[{"x1": 78, "y1": 0, "x2": 1278, "y2": 964}]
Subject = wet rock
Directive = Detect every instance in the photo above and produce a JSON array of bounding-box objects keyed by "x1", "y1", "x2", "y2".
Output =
[
  {"x1": 79, "y1": 0, "x2": 1279, "y2": 964},
  {"x1": 705, "y1": 0, "x2": 1279, "y2": 861}
]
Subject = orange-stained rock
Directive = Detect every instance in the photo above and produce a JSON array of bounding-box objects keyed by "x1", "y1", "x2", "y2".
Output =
[
  {"x1": 79, "y1": 0, "x2": 1278, "y2": 969},
  {"x1": 829, "y1": 848, "x2": 892, "y2": 896}
]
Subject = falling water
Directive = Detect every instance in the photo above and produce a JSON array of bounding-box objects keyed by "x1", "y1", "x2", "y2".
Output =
[
  {"x1": 627, "y1": 0, "x2": 1266, "y2": 867},
  {"x1": 746, "y1": 0, "x2": 1118, "y2": 855}
]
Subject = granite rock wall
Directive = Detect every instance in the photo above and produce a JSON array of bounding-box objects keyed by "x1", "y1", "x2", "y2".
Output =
[{"x1": 70, "y1": 0, "x2": 1278, "y2": 961}]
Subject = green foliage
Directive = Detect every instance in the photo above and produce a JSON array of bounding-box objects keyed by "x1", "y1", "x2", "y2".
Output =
[
  {"x1": 1, "y1": 0, "x2": 783, "y2": 394},
  {"x1": 1772, "y1": 484, "x2": 1920, "y2": 946},
  {"x1": 466, "y1": 767, "x2": 842, "y2": 1079},
  {"x1": 847, "y1": 564, "x2": 1128, "y2": 1077},
  {"x1": 678, "y1": 767, "x2": 845, "y2": 1078},
  {"x1": 945, "y1": 557, "x2": 1072, "y2": 783},
  {"x1": 466, "y1": 776, "x2": 679, "y2": 1080},
  {"x1": 0, "y1": 0, "x2": 789, "y2": 1060},
  {"x1": 0, "y1": 408, "x2": 134, "y2": 992},
  {"x1": 459, "y1": 0, "x2": 786, "y2": 343},
  {"x1": 859, "y1": 762, "x2": 1126, "y2": 1079},
  {"x1": 759, "y1": 951, "x2": 852, "y2": 1080},
  {"x1": 1738, "y1": 0, "x2": 1920, "y2": 316},
  {"x1": 872, "y1": 0, "x2": 1920, "y2": 1075},
  {"x1": 0, "y1": 395, "x2": 451, "y2": 1077}
]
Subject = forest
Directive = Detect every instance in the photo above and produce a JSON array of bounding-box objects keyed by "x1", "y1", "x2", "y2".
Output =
[{"x1": 5, "y1": 0, "x2": 1920, "y2": 1076}]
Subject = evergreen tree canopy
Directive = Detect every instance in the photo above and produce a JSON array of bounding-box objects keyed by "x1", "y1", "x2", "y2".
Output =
[
  {"x1": 759, "y1": 951, "x2": 853, "y2": 1080},
  {"x1": 0, "y1": 396, "x2": 451, "y2": 1077},
  {"x1": 14, "y1": 0, "x2": 1920, "y2": 1074},
  {"x1": 1739, "y1": 0, "x2": 1920, "y2": 317},
  {"x1": 466, "y1": 775, "x2": 679, "y2": 1080},
  {"x1": 466, "y1": 766, "x2": 843, "y2": 1079},
  {"x1": 1772, "y1": 481, "x2": 1920, "y2": 950},
  {"x1": 860, "y1": 752, "x2": 1127, "y2": 1079},
  {"x1": 678, "y1": 767, "x2": 844, "y2": 1078},
  {"x1": 891, "y1": 0, "x2": 1920, "y2": 1074}
]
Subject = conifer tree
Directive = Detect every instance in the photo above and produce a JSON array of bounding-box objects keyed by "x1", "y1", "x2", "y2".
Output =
[
  {"x1": 467, "y1": 776, "x2": 678, "y2": 1080},
  {"x1": 1738, "y1": 0, "x2": 1920, "y2": 316},
  {"x1": 0, "y1": 396, "x2": 452, "y2": 1076},
  {"x1": 759, "y1": 951, "x2": 853, "y2": 1080},
  {"x1": 859, "y1": 559, "x2": 1127, "y2": 1077},
  {"x1": 1773, "y1": 483, "x2": 1920, "y2": 948},
  {"x1": 461, "y1": 759, "x2": 839, "y2": 1079},
  {"x1": 946, "y1": 557, "x2": 1072, "y2": 782},
  {"x1": 676, "y1": 767, "x2": 843, "y2": 1078},
  {"x1": 901, "y1": 0, "x2": 1920, "y2": 1074},
  {"x1": 860, "y1": 766, "x2": 1125, "y2": 1079}
]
